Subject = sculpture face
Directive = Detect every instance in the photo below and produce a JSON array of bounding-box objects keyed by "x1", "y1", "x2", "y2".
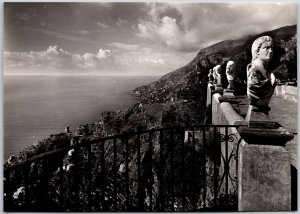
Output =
[
  {"x1": 226, "y1": 61, "x2": 235, "y2": 75},
  {"x1": 247, "y1": 36, "x2": 276, "y2": 112},
  {"x1": 251, "y1": 36, "x2": 273, "y2": 62},
  {"x1": 226, "y1": 61, "x2": 235, "y2": 90},
  {"x1": 257, "y1": 41, "x2": 273, "y2": 61}
]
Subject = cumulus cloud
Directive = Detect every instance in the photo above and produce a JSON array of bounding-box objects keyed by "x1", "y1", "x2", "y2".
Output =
[
  {"x1": 4, "y1": 45, "x2": 193, "y2": 75},
  {"x1": 4, "y1": 46, "x2": 113, "y2": 73},
  {"x1": 137, "y1": 15, "x2": 198, "y2": 52},
  {"x1": 4, "y1": 46, "x2": 85, "y2": 71},
  {"x1": 136, "y1": 3, "x2": 297, "y2": 52},
  {"x1": 82, "y1": 49, "x2": 112, "y2": 68}
]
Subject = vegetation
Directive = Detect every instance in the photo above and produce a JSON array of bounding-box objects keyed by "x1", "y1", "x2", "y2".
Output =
[{"x1": 4, "y1": 24, "x2": 296, "y2": 211}]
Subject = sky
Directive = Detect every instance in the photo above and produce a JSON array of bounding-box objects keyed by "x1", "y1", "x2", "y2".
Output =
[{"x1": 3, "y1": 2, "x2": 297, "y2": 76}]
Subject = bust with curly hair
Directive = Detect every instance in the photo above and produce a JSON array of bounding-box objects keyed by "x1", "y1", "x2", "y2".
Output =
[{"x1": 247, "y1": 36, "x2": 277, "y2": 113}]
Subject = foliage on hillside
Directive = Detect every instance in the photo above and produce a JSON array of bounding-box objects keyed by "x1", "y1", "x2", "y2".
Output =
[{"x1": 133, "y1": 25, "x2": 297, "y2": 103}]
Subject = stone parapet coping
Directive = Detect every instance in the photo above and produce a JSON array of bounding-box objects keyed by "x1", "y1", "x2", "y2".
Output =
[
  {"x1": 274, "y1": 85, "x2": 297, "y2": 103},
  {"x1": 210, "y1": 86, "x2": 293, "y2": 211}
]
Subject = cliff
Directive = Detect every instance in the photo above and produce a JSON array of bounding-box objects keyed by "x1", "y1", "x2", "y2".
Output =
[{"x1": 133, "y1": 25, "x2": 297, "y2": 104}]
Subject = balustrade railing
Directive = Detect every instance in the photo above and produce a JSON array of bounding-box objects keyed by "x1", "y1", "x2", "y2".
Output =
[{"x1": 4, "y1": 125, "x2": 242, "y2": 212}]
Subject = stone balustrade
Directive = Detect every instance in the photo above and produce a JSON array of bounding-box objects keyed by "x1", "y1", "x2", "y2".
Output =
[{"x1": 207, "y1": 83, "x2": 295, "y2": 211}]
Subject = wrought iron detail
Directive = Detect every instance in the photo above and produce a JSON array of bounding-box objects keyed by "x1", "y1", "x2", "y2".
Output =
[{"x1": 4, "y1": 125, "x2": 242, "y2": 212}]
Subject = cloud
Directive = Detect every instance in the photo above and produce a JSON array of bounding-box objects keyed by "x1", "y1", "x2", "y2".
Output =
[
  {"x1": 109, "y1": 42, "x2": 139, "y2": 51},
  {"x1": 136, "y1": 3, "x2": 297, "y2": 52},
  {"x1": 116, "y1": 18, "x2": 129, "y2": 27},
  {"x1": 4, "y1": 46, "x2": 115, "y2": 73},
  {"x1": 25, "y1": 27, "x2": 100, "y2": 45},
  {"x1": 4, "y1": 45, "x2": 85, "y2": 72},
  {"x1": 14, "y1": 13, "x2": 32, "y2": 21},
  {"x1": 82, "y1": 49, "x2": 113, "y2": 68},
  {"x1": 4, "y1": 45, "x2": 195, "y2": 75},
  {"x1": 137, "y1": 15, "x2": 197, "y2": 52},
  {"x1": 78, "y1": 30, "x2": 91, "y2": 35},
  {"x1": 95, "y1": 21, "x2": 110, "y2": 29}
]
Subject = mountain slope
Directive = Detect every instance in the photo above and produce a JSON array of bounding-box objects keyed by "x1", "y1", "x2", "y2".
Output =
[{"x1": 133, "y1": 25, "x2": 297, "y2": 104}]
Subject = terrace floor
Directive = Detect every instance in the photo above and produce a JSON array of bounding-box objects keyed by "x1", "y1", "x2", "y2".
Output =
[
  {"x1": 233, "y1": 94, "x2": 297, "y2": 168},
  {"x1": 269, "y1": 95, "x2": 297, "y2": 168}
]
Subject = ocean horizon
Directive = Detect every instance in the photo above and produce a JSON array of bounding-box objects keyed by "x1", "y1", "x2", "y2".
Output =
[{"x1": 4, "y1": 75, "x2": 159, "y2": 160}]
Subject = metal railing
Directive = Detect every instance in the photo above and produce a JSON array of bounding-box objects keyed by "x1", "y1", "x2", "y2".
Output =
[{"x1": 4, "y1": 125, "x2": 242, "y2": 212}]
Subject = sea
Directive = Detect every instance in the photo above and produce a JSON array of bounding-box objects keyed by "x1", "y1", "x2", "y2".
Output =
[{"x1": 3, "y1": 75, "x2": 159, "y2": 160}]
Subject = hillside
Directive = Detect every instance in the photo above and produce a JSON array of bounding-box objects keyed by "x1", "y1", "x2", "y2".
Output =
[
  {"x1": 4, "y1": 24, "x2": 297, "y2": 212},
  {"x1": 133, "y1": 25, "x2": 297, "y2": 104}
]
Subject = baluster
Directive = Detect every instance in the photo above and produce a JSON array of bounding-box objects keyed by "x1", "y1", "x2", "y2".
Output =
[
  {"x1": 136, "y1": 134, "x2": 143, "y2": 210},
  {"x1": 225, "y1": 127, "x2": 229, "y2": 205},
  {"x1": 87, "y1": 144, "x2": 92, "y2": 209},
  {"x1": 73, "y1": 146, "x2": 79, "y2": 211},
  {"x1": 202, "y1": 126, "x2": 207, "y2": 209},
  {"x1": 4, "y1": 169, "x2": 12, "y2": 211},
  {"x1": 100, "y1": 140, "x2": 106, "y2": 211},
  {"x1": 41, "y1": 159, "x2": 48, "y2": 210},
  {"x1": 213, "y1": 127, "x2": 218, "y2": 206},
  {"x1": 59, "y1": 156, "x2": 64, "y2": 210},
  {"x1": 148, "y1": 131, "x2": 153, "y2": 211},
  {"x1": 191, "y1": 127, "x2": 196, "y2": 210},
  {"x1": 113, "y1": 138, "x2": 117, "y2": 211},
  {"x1": 125, "y1": 137, "x2": 130, "y2": 211},
  {"x1": 23, "y1": 163, "x2": 29, "y2": 211},
  {"x1": 170, "y1": 129, "x2": 175, "y2": 211},
  {"x1": 159, "y1": 130, "x2": 164, "y2": 211},
  {"x1": 181, "y1": 127, "x2": 186, "y2": 211}
]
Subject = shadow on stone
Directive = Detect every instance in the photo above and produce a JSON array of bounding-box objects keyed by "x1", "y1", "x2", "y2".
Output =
[{"x1": 291, "y1": 165, "x2": 297, "y2": 211}]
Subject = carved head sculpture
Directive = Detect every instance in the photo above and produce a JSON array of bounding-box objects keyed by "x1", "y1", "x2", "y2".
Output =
[
  {"x1": 214, "y1": 65, "x2": 222, "y2": 85},
  {"x1": 226, "y1": 61, "x2": 235, "y2": 76},
  {"x1": 212, "y1": 66, "x2": 217, "y2": 83},
  {"x1": 226, "y1": 61, "x2": 235, "y2": 89},
  {"x1": 215, "y1": 65, "x2": 221, "y2": 75},
  {"x1": 208, "y1": 68, "x2": 214, "y2": 82},
  {"x1": 251, "y1": 36, "x2": 274, "y2": 62},
  {"x1": 247, "y1": 36, "x2": 276, "y2": 112}
]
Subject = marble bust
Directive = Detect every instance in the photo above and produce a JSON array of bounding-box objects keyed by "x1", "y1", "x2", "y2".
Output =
[
  {"x1": 208, "y1": 68, "x2": 214, "y2": 83},
  {"x1": 212, "y1": 66, "x2": 217, "y2": 84},
  {"x1": 226, "y1": 61, "x2": 235, "y2": 90},
  {"x1": 247, "y1": 36, "x2": 277, "y2": 112},
  {"x1": 215, "y1": 65, "x2": 222, "y2": 86}
]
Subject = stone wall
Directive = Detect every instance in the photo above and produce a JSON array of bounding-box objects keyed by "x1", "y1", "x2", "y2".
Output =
[
  {"x1": 274, "y1": 85, "x2": 297, "y2": 103},
  {"x1": 208, "y1": 85, "x2": 293, "y2": 211}
]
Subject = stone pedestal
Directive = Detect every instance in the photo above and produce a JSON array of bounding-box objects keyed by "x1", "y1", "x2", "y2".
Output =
[
  {"x1": 218, "y1": 90, "x2": 240, "y2": 104},
  {"x1": 245, "y1": 105, "x2": 277, "y2": 129},
  {"x1": 206, "y1": 83, "x2": 215, "y2": 107},
  {"x1": 215, "y1": 84, "x2": 223, "y2": 91},
  {"x1": 238, "y1": 143, "x2": 291, "y2": 211},
  {"x1": 235, "y1": 119, "x2": 294, "y2": 211},
  {"x1": 212, "y1": 84, "x2": 223, "y2": 95}
]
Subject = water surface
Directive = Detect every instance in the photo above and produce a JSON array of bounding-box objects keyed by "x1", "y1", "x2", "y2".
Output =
[{"x1": 4, "y1": 75, "x2": 158, "y2": 159}]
